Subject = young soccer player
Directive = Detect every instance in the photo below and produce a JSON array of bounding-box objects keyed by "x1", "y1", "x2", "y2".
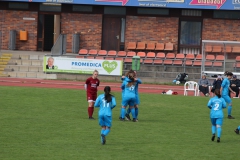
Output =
[
  {"x1": 234, "y1": 126, "x2": 240, "y2": 134},
  {"x1": 120, "y1": 72, "x2": 137, "y2": 122},
  {"x1": 85, "y1": 70, "x2": 100, "y2": 120},
  {"x1": 125, "y1": 71, "x2": 142, "y2": 121},
  {"x1": 220, "y1": 72, "x2": 235, "y2": 119},
  {"x1": 119, "y1": 70, "x2": 134, "y2": 121},
  {"x1": 207, "y1": 89, "x2": 226, "y2": 143},
  {"x1": 94, "y1": 86, "x2": 116, "y2": 145}
]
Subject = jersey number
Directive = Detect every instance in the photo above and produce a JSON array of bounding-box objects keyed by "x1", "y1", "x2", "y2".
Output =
[
  {"x1": 129, "y1": 85, "x2": 135, "y2": 91},
  {"x1": 213, "y1": 104, "x2": 220, "y2": 111},
  {"x1": 102, "y1": 100, "x2": 110, "y2": 108}
]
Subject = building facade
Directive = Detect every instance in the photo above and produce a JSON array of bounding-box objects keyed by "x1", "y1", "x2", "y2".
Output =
[{"x1": 0, "y1": 0, "x2": 240, "y2": 58}]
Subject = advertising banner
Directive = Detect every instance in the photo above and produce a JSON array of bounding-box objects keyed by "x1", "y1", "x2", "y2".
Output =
[
  {"x1": 43, "y1": 56, "x2": 123, "y2": 76},
  {"x1": 4, "y1": 0, "x2": 240, "y2": 10}
]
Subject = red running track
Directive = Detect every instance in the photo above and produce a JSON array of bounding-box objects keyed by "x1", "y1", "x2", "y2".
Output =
[{"x1": 0, "y1": 77, "x2": 196, "y2": 96}]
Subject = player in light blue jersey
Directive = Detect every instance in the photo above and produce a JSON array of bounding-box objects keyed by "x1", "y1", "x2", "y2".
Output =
[
  {"x1": 220, "y1": 71, "x2": 235, "y2": 119},
  {"x1": 119, "y1": 70, "x2": 134, "y2": 120},
  {"x1": 234, "y1": 126, "x2": 240, "y2": 134},
  {"x1": 120, "y1": 72, "x2": 137, "y2": 122},
  {"x1": 207, "y1": 89, "x2": 226, "y2": 143},
  {"x1": 125, "y1": 71, "x2": 142, "y2": 121},
  {"x1": 94, "y1": 86, "x2": 116, "y2": 145}
]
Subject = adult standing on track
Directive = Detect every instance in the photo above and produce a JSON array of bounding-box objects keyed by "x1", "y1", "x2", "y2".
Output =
[{"x1": 85, "y1": 70, "x2": 100, "y2": 120}]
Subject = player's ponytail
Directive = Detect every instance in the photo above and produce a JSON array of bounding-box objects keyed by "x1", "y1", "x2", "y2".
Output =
[
  {"x1": 214, "y1": 89, "x2": 221, "y2": 98},
  {"x1": 104, "y1": 86, "x2": 112, "y2": 103}
]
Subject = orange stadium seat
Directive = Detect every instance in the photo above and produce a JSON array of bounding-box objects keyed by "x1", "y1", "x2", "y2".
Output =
[
  {"x1": 164, "y1": 43, "x2": 174, "y2": 51},
  {"x1": 79, "y1": 49, "x2": 88, "y2": 55},
  {"x1": 126, "y1": 51, "x2": 136, "y2": 57},
  {"x1": 146, "y1": 52, "x2": 156, "y2": 59},
  {"x1": 216, "y1": 55, "x2": 224, "y2": 61},
  {"x1": 212, "y1": 46, "x2": 222, "y2": 53},
  {"x1": 146, "y1": 42, "x2": 155, "y2": 50},
  {"x1": 163, "y1": 59, "x2": 173, "y2": 65},
  {"x1": 155, "y1": 43, "x2": 164, "y2": 51},
  {"x1": 127, "y1": 42, "x2": 136, "y2": 50},
  {"x1": 156, "y1": 52, "x2": 165, "y2": 59},
  {"x1": 137, "y1": 52, "x2": 146, "y2": 58},
  {"x1": 88, "y1": 49, "x2": 97, "y2": 56},
  {"x1": 175, "y1": 53, "x2": 185, "y2": 60},
  {"x1": 153, "y1": 59, "x2": 163, "y2": 65},
  {"x1": 166, "y1": 53, "x2": 175, "y2": 59},
  {"x1": 117, "y1": 51, "x2": 127, "y2": 57},
  {"x1": 213, "y1": 62, "x2": 222, "y2": 67},
  {"x1": 185, "y1": 54, "x2": 195, "y2": 60},
  {"x1": 144, "y1": 59, "x2": 153, "y2": 64},
  {"x1": 173, "y1": 60, "x2": 183, "y2": 65},
  {"x1": 136, "y1": 42, "x2": 146, "y2": 50},
  {"x1": 107, "y1": 50, "x2": 117, "y2": 57}
]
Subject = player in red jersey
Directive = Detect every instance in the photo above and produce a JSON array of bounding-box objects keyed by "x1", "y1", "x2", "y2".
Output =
[{"x1": 85, "y1": 70, "x2": 100, "y2": 119}]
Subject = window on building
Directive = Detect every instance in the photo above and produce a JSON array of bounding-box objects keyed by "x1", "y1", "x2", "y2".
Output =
[
  {"x1": 8, "y1": 2, "x2": 29, "y2": 9},
  {"x1": 214, "y1": 10, "x2": 240, "y2": 19},
  {"x1": 104, "y1": 6, "x2": 126, "y2": 15},
  {"x1": 137, "y1": 8, "x2": 169, "y2": 15},
  {"x1": 72, "y1": 5, "x2": 93, "y2": 12},
  {"x1": 180, "y1": 21, "x2": 201, "y2": 46}
]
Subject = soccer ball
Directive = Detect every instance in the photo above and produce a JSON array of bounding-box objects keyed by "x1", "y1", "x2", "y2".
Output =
[{"x1": 176, "y1": 81, "x2": 180, "y2": 85}]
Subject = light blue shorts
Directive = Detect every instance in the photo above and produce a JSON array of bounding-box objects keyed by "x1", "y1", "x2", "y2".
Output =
[
  {"x1": 211, "y1": 118, "x2": 223, "y2": 126},
  {"x1": 122, "y1": 96, "x2": 136, "y2": 107},
  {"x1": 99, "y1": 115, "x2": 112, "y2": 127}
]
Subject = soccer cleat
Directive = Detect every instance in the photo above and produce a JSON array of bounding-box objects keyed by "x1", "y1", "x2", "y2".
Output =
[
  {"x1": 89, "y1": 117, "x2": 95, "y2": 120},
  {"x1": 217, "y1": 137, "x2": 220, "y2": 143},
  {"x1": 120, "y1": 118, "x2": 125, "y2": 121},
  {"x1": 132, "y1": 118, "x2": 137, "y2": 122},
  {"x1": 228, "y1": 115, "x2": 235, "y2": 119},
  {"x1": 101, "y1": 134, "x2": 106, "y2": 145},
  {"x1": 125, "y1": 114, "x2": 131, "y2": 121},
  {"x1": 234, "y1": 129, "x2": 239, "y2": 134},
  {"x1": 211, "y1": 134, "x2": 215, "y2": 141}
]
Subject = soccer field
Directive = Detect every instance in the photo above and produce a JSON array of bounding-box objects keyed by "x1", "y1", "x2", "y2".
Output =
[{"x1": 0, "y1": 86, "x2": 239, "y2": 160}]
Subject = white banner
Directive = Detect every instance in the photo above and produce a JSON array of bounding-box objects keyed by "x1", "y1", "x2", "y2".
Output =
[{"x1": 43, "y1": 56, "x2": 123, "y2": 76}]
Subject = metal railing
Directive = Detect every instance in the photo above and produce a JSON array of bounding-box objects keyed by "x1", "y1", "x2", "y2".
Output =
[{"x1": 51, "y1": 34, "x2": 66, "y2": 55}]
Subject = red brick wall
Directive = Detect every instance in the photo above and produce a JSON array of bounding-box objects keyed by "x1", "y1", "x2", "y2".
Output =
[
  {"x1": 202, "y1": 19, "x2": 240, "y2": 41},
  {"x1": 61, "y1": 13, "x2": 102, "y2": 53},
  {"x1": 125, "y1": 16, "x2": 179, "y2": 51},
  {"x1": 0, "y1": 10, "x2": 38, "y2": 51}
]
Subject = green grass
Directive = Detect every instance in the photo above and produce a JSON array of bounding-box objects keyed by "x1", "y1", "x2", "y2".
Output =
[{"x1": 0, "y1": 86, "x2": 239, "y2": 160}]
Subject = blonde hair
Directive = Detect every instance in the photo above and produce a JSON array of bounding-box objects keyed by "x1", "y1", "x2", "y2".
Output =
[{"x1": 93, "y1": 70, "x2": 98, "y2": 74}]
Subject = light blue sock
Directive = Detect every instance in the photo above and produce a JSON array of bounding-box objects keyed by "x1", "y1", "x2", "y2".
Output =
[
  {"x1": 135, "y1": 108, "x2": 139, "y2": 119},
  {"x1": 212, "y1": 125, "x2": 216, "y2": 135},
  {"x1": 127, "y1": 108, "x2": 131, "y2": 114},
  {"x1": 104, "y1": 129, "x2": 110, "y2": 136},
  {"x1": 217, "y1": 127, "x2": 222, "y2": 138},
  {"x1": 228, "y1": 106, "x2": 232, "y2": 116},
  {"x1": 121, "y1": 108, "x2": 126, "y2": 118},
  {"x1": 131, "y1": 108, "x2": 136, "y2": 119},
  {"x1": 238, "y1": 126, "x2": 240, "y2": 130},
  {"x1": 101, "y1": 129, "x2": 104, "y2": 135}
]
